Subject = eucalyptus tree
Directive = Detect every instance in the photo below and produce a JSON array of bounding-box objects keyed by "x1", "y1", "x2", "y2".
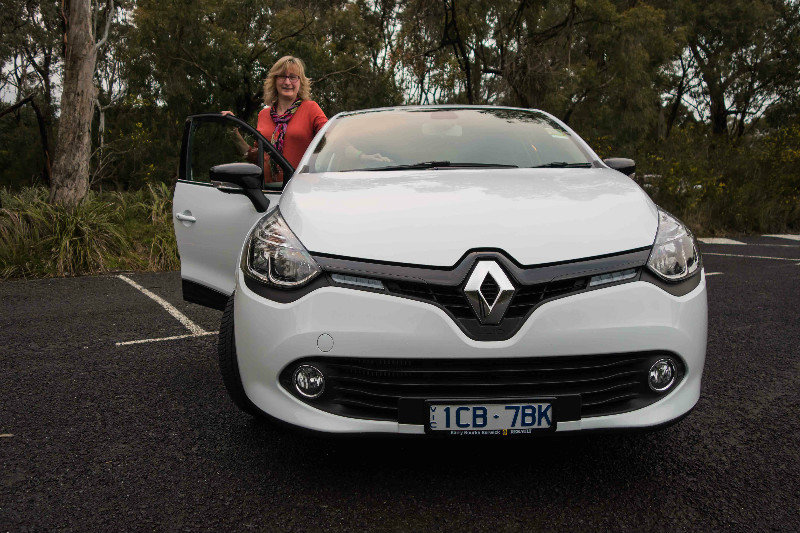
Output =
[
  {"x1": 0, "y1": 1, "x2": 63, "y2": 187},
  {"x1": 117, "y1": 0, "x2": 400, "y2": 187},
  {"x1": 50, "y1": 0, "x2": 118, "y2": 206},
  {"x1": 128, "y1": 0, "x2": 400, "y2": 121},
  {"x1": 290, "y1": 0, "x2": 403, "y2": 115},
  {"x1": 128, "y1": 0, "x2": 301, "y2": 123},
  {"x1": 663, "y1": 0, "x2": 800, "y2": 136},
  {"x1": 392, "y1": 0, "x2": 676, "y2": 147}
]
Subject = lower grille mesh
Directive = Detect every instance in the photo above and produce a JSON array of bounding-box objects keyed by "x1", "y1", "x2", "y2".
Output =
[{"x1": 280, "y1": 353, "x2": 680, "y2": 422}]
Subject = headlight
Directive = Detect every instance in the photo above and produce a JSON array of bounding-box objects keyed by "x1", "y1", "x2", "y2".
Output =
[
  {"x1": 243, "y1": 209, "x2": 321, "y2": 288},
  {"x1": 647, "y1": 210, "x2": 700, "y2": 281}
]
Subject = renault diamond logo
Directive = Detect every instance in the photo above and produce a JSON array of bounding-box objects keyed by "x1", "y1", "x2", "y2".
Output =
[{"x1": 464, "y1": 261, "x2": 516, "y2": 325}]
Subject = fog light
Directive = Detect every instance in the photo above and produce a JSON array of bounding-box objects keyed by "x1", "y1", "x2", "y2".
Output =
[
  {"x1": 648, "y1": 358, "x2": 676, "y2": 392},
  {"x1": 294, "y1": 365, "x2": 325, "y2": 398}
]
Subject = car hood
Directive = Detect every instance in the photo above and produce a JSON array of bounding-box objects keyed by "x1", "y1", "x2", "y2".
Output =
[{"x1": 280, "y1": 168, "x2": 658, "y2": 266}]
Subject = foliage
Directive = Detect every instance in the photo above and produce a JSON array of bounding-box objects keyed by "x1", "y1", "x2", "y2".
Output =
[
  {"x1": 132, "y1": 182, "x2": 179, "y2": 271},
  {"x1": 659, "y1": 0, "x2": 800, "y2": 136},
  {"x1": 0, "y1": 106, "x2": 44, "y2": 189},
  {"x1": 629, "y1": 123, "x2": 800, "y2": 235},
  {"x1": 1, "y1": 1, "x2": 68, "y2": 186},
  {"x1": 0, "y1": 185, "x2": 178, "y2": 279},
  {"x1": 0, "y1": 187, "x2": 127, "y2": 277}
]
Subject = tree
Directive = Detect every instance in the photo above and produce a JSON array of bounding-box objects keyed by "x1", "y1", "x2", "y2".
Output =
[
  {"x1": 0, "y1": 1, "x2": 63, "y2": 187},
  {"x1": 666, "y1": 0, "x2": 800, "y2": 136},
  {"x1": 50, "y1": 0, "x2": 116, "y2": 206},
  {"x1": 393, "y1": 0, "x2": 676, "y2": 149}
]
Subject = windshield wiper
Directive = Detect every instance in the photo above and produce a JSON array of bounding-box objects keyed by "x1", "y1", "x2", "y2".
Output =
[
  {"x1": 529, "y1": 162, "x2": 593, "y2": 168},
  {"x1": 349, "y1": 161, "x2": 519, "y2": 172}
]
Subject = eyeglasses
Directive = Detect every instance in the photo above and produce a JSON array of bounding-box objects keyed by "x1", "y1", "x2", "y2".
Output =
[{"x1": 276, "y1": 74, "x2": 300, "y2": 83}]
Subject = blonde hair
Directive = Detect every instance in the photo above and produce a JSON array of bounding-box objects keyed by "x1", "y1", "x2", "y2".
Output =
[{"x1": 263, "y1": 56, "x2": 311, "y2": 106}]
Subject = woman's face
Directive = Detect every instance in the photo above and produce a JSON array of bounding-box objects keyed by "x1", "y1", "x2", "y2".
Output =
[{"x1": 275, "y1": 66, "x2": 301, "y2": 102}]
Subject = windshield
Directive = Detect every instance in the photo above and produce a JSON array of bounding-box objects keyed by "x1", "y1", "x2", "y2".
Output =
[{"x1": 305, "y1": 108, "x2": 593, "y2": 173}]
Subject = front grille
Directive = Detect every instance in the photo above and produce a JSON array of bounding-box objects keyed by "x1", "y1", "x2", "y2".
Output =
[
  {"x1": 383, "y1": 276, "x2": 590, "y2": 321},
  {"x1": 279, "y1": 353, "x2": 682, "y2": 423}
]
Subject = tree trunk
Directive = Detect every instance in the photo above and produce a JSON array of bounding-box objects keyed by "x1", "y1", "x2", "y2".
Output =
[
  {"x1": 30, "y1": 99, "x2": 53, "y2": 187},
  {"x1": 709, "y1": 95, "x2": 728, "y2": 136},
  {"x1": 50, "y1": 0, "x2": 97, "y2": 207}
]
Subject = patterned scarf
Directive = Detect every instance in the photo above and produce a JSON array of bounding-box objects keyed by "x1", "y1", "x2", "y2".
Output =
[{"x1": 269, "y1": 99, "x2": 303, "y2": 175}]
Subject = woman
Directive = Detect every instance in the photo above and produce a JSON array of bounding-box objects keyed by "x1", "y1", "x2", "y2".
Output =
[{"x1": 226, "y1": 56, "x2": 327, "y2": 183}]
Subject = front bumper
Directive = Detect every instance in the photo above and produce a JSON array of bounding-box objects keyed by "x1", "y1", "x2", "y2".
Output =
[{"x1": 233, "y1": 270, "x2": 708, "y2": 434}]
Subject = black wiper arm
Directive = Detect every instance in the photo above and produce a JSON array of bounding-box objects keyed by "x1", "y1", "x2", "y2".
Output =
[
  {"x1": 441, "y1": 162, "x2": 519, "y2": 168},
  {"x1": 360, "y1": 161, "x2": 449, "y2": 171},
  {"x1": 351, "y1": 161, "x2": 519, "y2": 172},
  {"x1": 529, "y1": 162, "x2": 593, "y2": 168}
]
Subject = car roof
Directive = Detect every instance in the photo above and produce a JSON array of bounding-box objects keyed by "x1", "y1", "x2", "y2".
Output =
[{"x1": 331, "y1": 104, "x2": 549, "y2": 120}]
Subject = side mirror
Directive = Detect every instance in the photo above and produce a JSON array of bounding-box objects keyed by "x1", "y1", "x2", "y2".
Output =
[
  {"x1": 210, "y1": 163, "x2": 270, "y2": 213},
  {"x1": 603, "y1": 158, "x2": 636, "y2": 176}
]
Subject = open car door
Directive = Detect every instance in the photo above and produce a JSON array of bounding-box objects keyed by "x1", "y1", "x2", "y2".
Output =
[{"x1": 173, "y1": 113, "x2": 294, "y2": 310}]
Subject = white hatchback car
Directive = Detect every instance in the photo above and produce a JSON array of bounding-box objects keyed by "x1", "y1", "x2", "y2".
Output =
[{"x1": 173, "y1": 106, "x2": 707, "y2": 436}]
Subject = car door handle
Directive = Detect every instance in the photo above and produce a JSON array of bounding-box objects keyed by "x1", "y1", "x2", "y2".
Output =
[{"x1": 175, "y1": 211, "x2": 196, "y2": 223}]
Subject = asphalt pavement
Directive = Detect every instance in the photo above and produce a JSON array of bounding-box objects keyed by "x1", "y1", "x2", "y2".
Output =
[{"x1": 1, "y1": 237, "x2": 799, "y2": 532}]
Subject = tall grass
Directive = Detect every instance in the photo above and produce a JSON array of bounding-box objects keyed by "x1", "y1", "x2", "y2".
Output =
[
  {"x1": 0, "y1": 184, "x2": 178, "y2": 279},
  {"x1": 130, "y1": 183, "x2": 180, "y2": 272}
]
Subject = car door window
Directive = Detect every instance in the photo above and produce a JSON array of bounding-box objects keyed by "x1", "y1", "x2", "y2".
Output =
[
  {"x1": 180, "y1": 114, "x2": 294, "y2": 192},
  {"x1": 188, "y1": 121, "x2": 261, "y2": 183}
]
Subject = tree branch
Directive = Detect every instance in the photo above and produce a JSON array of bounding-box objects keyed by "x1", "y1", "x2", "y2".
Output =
[
  {"x1": 314, "y1": 62, "x2": 364, "y2": 83},
  {"x1": 60, "y1": 0, "x2": 69, "y2": 55},
  {"x1": 0, "y1": 95, "x2": 35, "y2": 119},
  {"x1": 22, "y1": 45, "x2": 48, "y2": 86},
  {"x1": 172, "y1": 50, "x2": 219, "y2": 85},
  {"x1": 95, "y1": 0, "x2": 114, "y2": 49}
]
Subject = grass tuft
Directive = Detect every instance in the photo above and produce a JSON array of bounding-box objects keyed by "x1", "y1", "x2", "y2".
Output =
[{"x1": 0, "y1": 185, "x2": 178, "y2": 279}]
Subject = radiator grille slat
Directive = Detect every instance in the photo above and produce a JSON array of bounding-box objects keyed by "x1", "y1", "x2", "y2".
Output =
[
  {"x1": 328, "y1": 356, "x2": 643, "y2": 375},
  {"x1": 332, "y1": 370, "x2": 640, "y2": 389}
]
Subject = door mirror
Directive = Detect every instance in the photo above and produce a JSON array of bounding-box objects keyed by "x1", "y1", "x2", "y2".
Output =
[
  {"x1": 603, "y1": 158, "x2": 636, "y2": 176},
  {"x1": 210, "y1": 163, "x2": 270, "y2": 212}
]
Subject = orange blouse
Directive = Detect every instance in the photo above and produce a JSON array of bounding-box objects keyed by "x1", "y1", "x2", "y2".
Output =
[{"x1": 256, "y1": 100, "x2": 327, "y2": 182}]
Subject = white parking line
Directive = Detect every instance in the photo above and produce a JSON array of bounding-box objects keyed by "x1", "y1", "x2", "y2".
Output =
[
  {"x1": 705, "y1": 272, "x2": 723, "y2": 276},
  {"x1": 116, "y1": 331, "x2": 218, "y2": 346},
  {"x1": 703, "y1": 253, "x2": 800, "y2": 261},
  {"x1": 763, "y1": 234, "x2": 800, "y2": 241},
  {"x1": 116, "y1": 275, "x2": 208, "y2": 335},
  {"x1": 699, "y1": 238, "x2": 745, "y2": 245}
]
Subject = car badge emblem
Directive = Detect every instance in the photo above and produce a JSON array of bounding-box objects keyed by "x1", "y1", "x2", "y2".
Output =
[{"x1": 463, "y1": 261, "x2": 516, "y2": 325}]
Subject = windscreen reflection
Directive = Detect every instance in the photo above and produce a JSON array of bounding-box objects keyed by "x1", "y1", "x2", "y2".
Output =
[{"x1": 306, "y1": 108, "x2": 592, "y2": 173}]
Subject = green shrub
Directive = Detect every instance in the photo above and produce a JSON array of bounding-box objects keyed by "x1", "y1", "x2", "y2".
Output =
[
  {"x1": 0, "y1": 185, "x2": 179, "y2": 279},
  {"x1": 137, "y1": 183, "x2": 179, "y2": 271},
  {"x1": 632, "y1": 124, "x2": 800, "y2": 235},
  {"x1": 0, "y1": 189, "x2": 128, "y2": 278}
]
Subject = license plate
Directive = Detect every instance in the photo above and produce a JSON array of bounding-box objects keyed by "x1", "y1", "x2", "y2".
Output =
[{"x1": 427, "y1": 401, "x2": 554, "y2": 435}]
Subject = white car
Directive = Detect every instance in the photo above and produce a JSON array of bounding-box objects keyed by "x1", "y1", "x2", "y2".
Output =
[{"x1": 173, "y1": 106, "x2": 707, "y2": 436}]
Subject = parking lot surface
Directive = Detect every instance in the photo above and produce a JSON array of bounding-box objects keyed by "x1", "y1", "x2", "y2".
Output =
[{"x1": 2, "y1": 237, "x2": 799, "y2": 532}]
